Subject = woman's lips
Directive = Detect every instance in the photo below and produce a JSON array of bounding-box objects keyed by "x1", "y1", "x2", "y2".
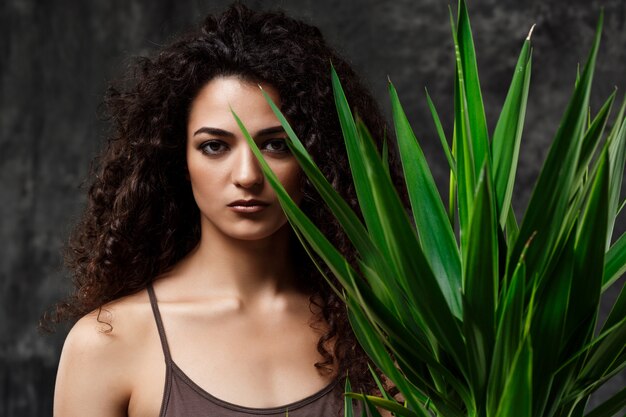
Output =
[{"x1": 227, "y1": 199, "x2": 269, "y2": 213}]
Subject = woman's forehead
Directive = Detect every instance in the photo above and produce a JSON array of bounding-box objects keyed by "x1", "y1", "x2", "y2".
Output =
[{"x1": 187, "y1": 76, "x2": 281, "y2": 133}]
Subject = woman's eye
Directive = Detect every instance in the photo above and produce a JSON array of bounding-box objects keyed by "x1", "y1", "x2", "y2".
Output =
[
  {"x1": 264, "y1": 139, "x2": 290, "y2": 154},
  {"x1": 200, "y1": 140, "x2": 227, "y2": 155}
]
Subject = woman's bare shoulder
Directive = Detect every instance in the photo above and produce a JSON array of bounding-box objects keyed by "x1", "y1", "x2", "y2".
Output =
[
  {"x1": 64, "y1": 289, "x2": 153, "y2": 350},
  {"x1": 54, "y1": 289, "x2": 154, "y2": 417}
]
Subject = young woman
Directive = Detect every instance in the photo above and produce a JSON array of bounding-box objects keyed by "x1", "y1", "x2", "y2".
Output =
[{"x1": 51, "y1": 3, "x2": 406, "y2": 416}]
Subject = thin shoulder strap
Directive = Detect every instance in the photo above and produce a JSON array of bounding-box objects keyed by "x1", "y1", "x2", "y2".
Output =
[{"x1": 147, "y1": 283, "x2": 173, "y2": 363}]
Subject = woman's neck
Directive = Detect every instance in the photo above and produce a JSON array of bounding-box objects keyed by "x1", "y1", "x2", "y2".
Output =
[{"x1": 165, "y1": 222, "x2": 304, "y2": 307}]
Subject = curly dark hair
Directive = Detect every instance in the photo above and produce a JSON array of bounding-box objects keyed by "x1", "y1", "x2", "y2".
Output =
[{"x1": 47, "y1": 2, "x2": 407, "y2": 400}]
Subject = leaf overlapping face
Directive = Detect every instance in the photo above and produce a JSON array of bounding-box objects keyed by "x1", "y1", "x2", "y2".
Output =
[{"x1": 236, "y1": 1, "x2": 626, "y2": 416}]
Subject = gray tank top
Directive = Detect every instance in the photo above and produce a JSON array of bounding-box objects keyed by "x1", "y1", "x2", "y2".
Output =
[{"x1": 147, "y1": 284, "x2": 356, "y2": 417}]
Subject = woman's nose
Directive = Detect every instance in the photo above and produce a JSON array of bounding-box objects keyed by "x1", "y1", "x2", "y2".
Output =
[{"x1": 232, "y1": 145, "x2": 264, "y2": 188}]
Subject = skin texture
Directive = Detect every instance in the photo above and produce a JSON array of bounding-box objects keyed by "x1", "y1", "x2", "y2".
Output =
[{"x1": 54, "y1": 78, "x2": 342, "y2": 416}]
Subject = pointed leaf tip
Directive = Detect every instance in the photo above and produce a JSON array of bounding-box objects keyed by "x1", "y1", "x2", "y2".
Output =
[{"x1": 527, "y1": 24, "x2": 536, "y2": 40}]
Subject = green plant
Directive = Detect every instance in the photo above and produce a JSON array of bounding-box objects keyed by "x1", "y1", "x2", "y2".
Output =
[{"x1": 234, "y1": 1, "x2": 626, "y2": 416}]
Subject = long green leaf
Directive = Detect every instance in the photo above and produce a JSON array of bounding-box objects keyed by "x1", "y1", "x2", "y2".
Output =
[
  {"x1": 450, "y1": 5, "x2": 476, "y2": 255},
  {"x1": 492, "y1": 29, "x2": 532, "y2": 229},
  {"x1": 457, "y1": 0, "x2": 490, "y2": 178},
  {"x1": 606, "y1": 95, "x2": 626, "y2": 248},
  {"x1": 345, "y1": 376, "x2": 355, "y2": 417},
  {"x1": 331, "y1": 66, "x2": 390, "y2": 260},
  {"x1": 356, "y1": 259, "x2": 420, "y2": 331},
  {"x1": 390, "y1": 81, "x2": 463, "y2": 318},
  {"x1": 493, "y1": 337, "x2": 533, "y2": 417},
  {"x1": 565, "y1": 92, "x2": 616, "y2": 243},
  {"x1": 604, "y1": 232, "x2": 626, "y2": 290},
  {"x1": 505, "y1": 202, "x2": 520, "y2": 248},
  {"x1": 425, "y1": 87, "x2": 456, "y2": 175},
  {"x1": 462, "y1": 161, "x2": 497, "y2": 407},
  {"x1": 367, "y1": 363, "x2": 393, "y2": 402},
  {"x1": 487, "y1": 260, "x2": 525, "y2": 416},
  {"x1": 382, "y1": 130, "x2": 390, "y2": 178},
  {"x1": 575, "y1": 91, "x2": 615, "y2": 182},
  {"x1": 603, "y1": 280, "x2": 625, "y2": 333},
  {"x1": 566, "y1": 149, "x2": 609, "y2": 348},
  {"x1": 530, "y1": 225, "x2": 576, "y2": 416}
]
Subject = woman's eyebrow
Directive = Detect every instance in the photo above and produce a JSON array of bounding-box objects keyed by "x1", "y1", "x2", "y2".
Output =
[
  {"x1": 193, "y1": 127, "x2": 233, "y2": 137},
  {"x1": 255, "y1": 126, "x2": 285, "y2": 136}
]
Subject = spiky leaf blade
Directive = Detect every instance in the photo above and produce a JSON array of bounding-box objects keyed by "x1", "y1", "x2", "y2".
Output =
[
  {"x1": 425, "y1": 88, "x2": 456, "y2": 175},
  {"x1": 606, "y1": 96, "x2": 626, "y2": 248},
  {"x1": 390, "y1": 81, "x2": 463, "y2": 318},
  {"x1": 530, "y1": 225, "x2": 576, "y2": 416},
  {"x1": 493, "y1": 338, "x2": 533, "y2": 417},
  {"x1": 487, "y1": 260, "x2": 525, "y2": 416},
  {"x1": 462, "y1": 161, "x2": 498, "y2": 406},
  {"x1": 603, "y1": 281, "x2": 626, "y2": 333},
  {"x1": 566, "y1": 149, "x2": 609, "y2": 350},
  {"x1": 604, "y1": 231, "x2": 626, "y2": 289},
  {"x1": 457, "y1": 0, "x2": 490, "y2": 178},
  {"x1": 492, "y1": 35, "x2": 532, "y2": 228},
  {"x1": 575, "y1": 91, "x2": 615, "y2": 182},
  {"x1": 450, "y1": 5, "x2": 476, "y2": 254},
  {"x1": 345, "y1": 376, "x2": 355, "y2": 417},
  {"x1": 331, "y1": 66, "x2": 390, "y2": 260}
]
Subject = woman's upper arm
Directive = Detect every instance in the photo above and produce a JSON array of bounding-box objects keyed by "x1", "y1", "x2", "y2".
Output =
[{"x1": 54, "y1": 315, "x2": 131, "y2": 417}]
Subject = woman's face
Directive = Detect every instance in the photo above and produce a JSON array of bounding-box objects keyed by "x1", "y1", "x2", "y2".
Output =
[{"x1": 186, "y1": 76, "x2": 303, "y2": 241}]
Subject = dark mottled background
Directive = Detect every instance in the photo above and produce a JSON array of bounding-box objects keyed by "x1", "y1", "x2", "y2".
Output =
[{"x1": 1, "y1": 0, "x2": 625, "y2": 416}]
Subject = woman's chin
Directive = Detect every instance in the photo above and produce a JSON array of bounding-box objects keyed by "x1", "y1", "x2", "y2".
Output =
[{"x1": 206, "y1": 220, "x2": 292, "y2": 242}]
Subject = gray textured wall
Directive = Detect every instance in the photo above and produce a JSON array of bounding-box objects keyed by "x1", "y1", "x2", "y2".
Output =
[{"x1": 1, "y1": 0, "x2": 625, "y2": 416}]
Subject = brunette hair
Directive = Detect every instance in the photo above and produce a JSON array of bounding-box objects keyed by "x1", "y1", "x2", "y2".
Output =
[{"x1": 47, "y1": 2, "x2": 407, "y2": 398}]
